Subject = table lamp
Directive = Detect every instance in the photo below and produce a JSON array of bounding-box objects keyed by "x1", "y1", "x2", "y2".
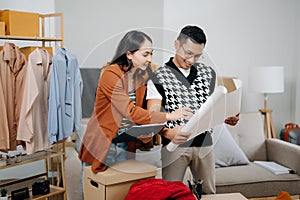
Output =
[{"x1": 248, "y1": 66, "x2": 284, "y2": 138}]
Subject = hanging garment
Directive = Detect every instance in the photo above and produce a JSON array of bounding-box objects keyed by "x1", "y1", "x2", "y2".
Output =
[
  {"x1": 17, "y1": 48, "x2": 52, "y2": 154},
  {"x1": 0, "y1": 75, "x2": 9, "y2": 151},
  {"x1": 48, "y1": 48, "x2": 83, "y2": 144},
  {"x1": 0, "y1": 42, "x2": 27, "y2": 151}
]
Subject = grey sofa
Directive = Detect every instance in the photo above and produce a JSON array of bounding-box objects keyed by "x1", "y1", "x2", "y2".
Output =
[{"x1": 215, "y1": 112, "x2": 300, "y2": 198}]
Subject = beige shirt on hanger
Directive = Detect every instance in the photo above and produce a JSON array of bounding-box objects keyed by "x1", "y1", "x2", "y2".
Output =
[
  {"x1": 17, "y1": 48, "x2": 52, "y2": 154},
  {"x1": 0, "y1": 76, "x2": 9, "y2": 151},
  {"x1": 0, "y1": 42, "x2": 27, "y2": 151}
]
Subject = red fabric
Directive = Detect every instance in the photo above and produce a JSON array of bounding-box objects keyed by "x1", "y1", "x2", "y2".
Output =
[{"x1": 125, "y1": 178, "x2": 196, "y2": 200}]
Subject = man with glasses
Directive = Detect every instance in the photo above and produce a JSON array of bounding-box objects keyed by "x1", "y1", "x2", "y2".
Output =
[{"x1": 146, "y1": 25, "x2": 238, "y2": 194}]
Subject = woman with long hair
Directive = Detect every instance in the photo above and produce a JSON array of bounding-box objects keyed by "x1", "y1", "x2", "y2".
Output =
[{"x1": 78, "y1": 30, "x2": 192, "y2": 172}]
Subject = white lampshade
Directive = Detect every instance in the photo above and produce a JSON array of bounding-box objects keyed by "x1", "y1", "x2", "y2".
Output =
[{"x1": 249, "y1": 66, "x2": 284, "y2": 94}]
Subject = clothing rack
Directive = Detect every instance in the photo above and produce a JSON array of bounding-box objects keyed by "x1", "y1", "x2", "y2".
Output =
[{"x1": 0, "y1": 12, "x2": 67, "y2": 199}]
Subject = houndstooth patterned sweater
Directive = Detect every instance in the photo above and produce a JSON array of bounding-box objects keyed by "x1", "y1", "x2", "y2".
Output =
[{"x1": 152, "y1": 58, "x2": 216, "y2": 146}]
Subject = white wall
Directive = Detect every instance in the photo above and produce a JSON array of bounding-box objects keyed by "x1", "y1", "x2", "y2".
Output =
[
  {"x1": 295, "y1": 0, "x2": 300, "y2": 124},
  {"x1": 163, "y1": 0, "x2": 299, "y2": 135},
  {"x1": 54, "y1": 0, "x2": 164, "y2": 68},
  {"x1": 0, "y1": 0, "x2": 54, "y2": 13}
]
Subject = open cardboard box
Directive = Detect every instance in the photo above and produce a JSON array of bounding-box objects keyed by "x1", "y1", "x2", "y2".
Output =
[{"x1": 84, "y1": 159, "x2": 157, "y2": 200}]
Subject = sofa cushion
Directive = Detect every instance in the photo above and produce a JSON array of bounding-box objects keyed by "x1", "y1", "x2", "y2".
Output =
[
  {"x1": 226, "y1": 112, "x2": 267, "y2": 161},
  {"x1": 212, "y1": 124, "x2": 250, "y2": 167},
  {"x1": 216, "y1": 162, "x2": 300, "y2": 198}
]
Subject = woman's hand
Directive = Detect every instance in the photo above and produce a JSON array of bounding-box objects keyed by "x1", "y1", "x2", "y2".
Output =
[{"x1": 167, "y1": 107, "x2": 193, "y2": 121}]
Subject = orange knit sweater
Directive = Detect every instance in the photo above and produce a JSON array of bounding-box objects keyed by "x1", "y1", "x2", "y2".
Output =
[{"x1": 78, "y1": 64, "x2": 166, "y2": 172}]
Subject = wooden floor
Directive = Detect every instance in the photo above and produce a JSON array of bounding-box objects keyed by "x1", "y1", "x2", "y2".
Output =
[{"x1": 65, "y1": 142, "x2": 83, "y2": 200}]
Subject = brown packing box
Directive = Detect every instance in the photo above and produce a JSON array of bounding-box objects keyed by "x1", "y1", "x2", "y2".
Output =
[
  {"x1": 84, "y1": 160, "x2": 157, "y2": 200},
  {"x1": 218, "y1": 76, "x2": 238, "y2": 93},
  {"x1": 0, "y1": 21, "x2": 5, "y2": 35},
  {"x1": 0, "y1": 10, "x2": 40, "y2": 37},
  {"x1": 20, "y1": 46, "x2": 53, "y2": 59}
]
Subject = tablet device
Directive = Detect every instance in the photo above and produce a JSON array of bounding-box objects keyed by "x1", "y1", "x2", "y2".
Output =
[{"x1": 112, "y1": 123, "x2": 165, "y2": 143}]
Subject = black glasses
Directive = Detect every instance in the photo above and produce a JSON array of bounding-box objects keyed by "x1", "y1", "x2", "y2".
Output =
[{"x1": 181, "y1": 45, "x2": 203, "y2": 60}]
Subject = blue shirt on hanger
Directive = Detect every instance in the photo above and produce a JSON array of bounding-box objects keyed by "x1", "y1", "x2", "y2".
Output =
[{"x1": 48, "y1": 48, "x2": 83, "y2": 144}]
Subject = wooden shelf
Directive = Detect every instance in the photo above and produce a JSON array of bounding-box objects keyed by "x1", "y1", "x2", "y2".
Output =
[
  {"x1": 0, "y1": 12, "x2": 66, "y2": 199},
  {"x1": 3, "y1": 151, "x2": 61, "y2": 167},
  {"x1": 0, "y1": 151, "x2": 62, "y2": 170},
  {"x1": 1, "y1": 150, "x2": 67, "y2": 200},
  {"x1": 0, "y1": 173, "x2": 47, "y2": 187},
  {"x1": 29, "y1": 185, "x2": 66, "y2": 200},
  {"x1": 0, "y1": 12, "x2": 64, "y2": 47},
  {"x1": 0, "y1": 35, "x2": 63, "y2": 42}
]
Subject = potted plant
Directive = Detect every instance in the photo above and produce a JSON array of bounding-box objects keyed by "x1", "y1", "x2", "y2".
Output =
[{"x1": 0, "y1": 188, "x2": 8, "y2": 200}]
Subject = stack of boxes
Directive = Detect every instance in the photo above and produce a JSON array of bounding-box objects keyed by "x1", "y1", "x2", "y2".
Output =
[
  {"x1": 0, "y1": 10, "x2": 53, "y2": 56},
  {"x1": 0, "y1": 10, "x2": 40, "y2": 37}
]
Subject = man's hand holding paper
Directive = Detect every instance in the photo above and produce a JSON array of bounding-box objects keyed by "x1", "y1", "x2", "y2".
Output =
[
  {"x1": 167, "y1": 78, "x2": 242, "y2": 152},
  {"x1": 171, "y1": 126, "x2": 192, "y2": 144},
  {"x1": 166, "y1": 107, "x2": 193, "y2": 121}
]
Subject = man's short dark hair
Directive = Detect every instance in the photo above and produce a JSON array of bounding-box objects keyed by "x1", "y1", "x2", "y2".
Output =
[{"x1": 177, "y1": 25, "x2": 206, "y2": 45}]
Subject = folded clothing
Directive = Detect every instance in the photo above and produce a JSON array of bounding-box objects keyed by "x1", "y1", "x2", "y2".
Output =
[{"x1": 125, "y1": 178, "x2": 196, "y2": 200}]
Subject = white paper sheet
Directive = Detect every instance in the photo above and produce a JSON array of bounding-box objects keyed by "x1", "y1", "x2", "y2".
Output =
[
  {"x1": 167, "y1": 80, "x2": 242, "y2": 152},
  {"x1": 253, "y1": 161, "x2": 292, "y2": 175},
  {"x1": 226, "y1": 79, "x2": 242, "y2": 116}
]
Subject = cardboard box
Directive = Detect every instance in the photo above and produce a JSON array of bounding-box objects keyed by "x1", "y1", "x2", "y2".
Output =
[
  {"x1": 84, "y1": 160, "x2": 157, "y2": 200},
  {"x1": 20, "y1": 46, "x2": 53, "y2": 59},
  {"x1": 218, "y1": 76, "x2": 238, "y2": 93},
  {"x1": 0, "y1": 22, "x2": 5, "y2": 35},
  {"x1": 0, "y1": 10, "x2": 40, "y2": 37}
]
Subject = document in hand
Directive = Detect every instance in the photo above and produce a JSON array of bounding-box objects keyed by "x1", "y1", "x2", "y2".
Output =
[
  {"x1": 253, "y1": 161, "x2": 293, "y2": 175},
  {"x1": 112, "y1": 123, "x2": 165, "y2": 143},
  {"x1": 167, "y1": 79, "x2": 242, "y2": 152}
]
